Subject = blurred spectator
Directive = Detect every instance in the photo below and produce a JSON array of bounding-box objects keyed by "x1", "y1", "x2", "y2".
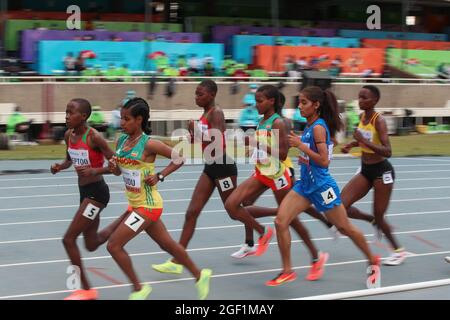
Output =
[
  {"x1": 109, "y1": 105, "x2": 122, "y2": 139},
  {"x1": 284, "y1": 55, "x2": 296, "y2": 77},
  {"x1": 63, "y1": 52, "x2": 76, "y2": 73},
  {"x1": 74, "y1": 52, "x2": 86, "y2": 73},
  {"x1": 296, "y1": 57, "x2": 309, "y2": 71},
  {"x1": 122, "y1": 90, "x2": 136, "y2": 106},
  {"x1": 346, "y1": 52, "x2": 363, "y2": 73},
  {"x1": 88, "y1": 106, "x2": 108, "y2": 133},
  {"x1": 188, "y1": 54, "x2": 201, "y2": 75},
  {"x1": 437, "y1": 63, "x2": 450, "y2": 79},
  {"x1": 239, "y1": 84, "x2": 260, "y2": 131},
  {"x1": 203, "y1": 55, "x2": 215, "y2": 76},
  {"x1": 6, "y1": 106, "x2": 32, "y2": 141},
  {"x1": 176, "y1": 55, "x2": 188, "y2": 69},
  {"x1": 345, "y1": 103, "x2": 360, "y2": 138}
]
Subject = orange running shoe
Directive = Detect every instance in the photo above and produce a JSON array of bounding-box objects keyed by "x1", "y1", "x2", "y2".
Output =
[
  {"x1": 64, "y1": 289, "x2": 98, "y2": 300},
  {"x1": 305, "y1": 252, "x2": 329, "y2": 281},
  {"x1": 255, "y1": 227, "x2": 274, "y2": 256},
  {"x1": 265, "y1": 271, "x2": 297, "y2": 287},
  {"x1": 367, "y1": 255, "x2": 381, "y2": 288}
]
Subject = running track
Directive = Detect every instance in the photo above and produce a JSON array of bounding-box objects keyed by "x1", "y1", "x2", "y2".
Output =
[{"x1": 0, "y1": 156, "x2": 449, "y2": 300}]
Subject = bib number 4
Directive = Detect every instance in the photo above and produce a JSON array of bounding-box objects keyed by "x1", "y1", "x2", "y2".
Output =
[{"x1": 321, "y1": 187, "x2": 337, "y2": 205}]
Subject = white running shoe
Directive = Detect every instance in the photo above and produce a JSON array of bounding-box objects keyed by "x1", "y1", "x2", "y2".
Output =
[
  {"x1": 328, "y1": 225, "x2": 340, "y2": 241},
  {"x1": 231, "y1": 244, "x2": 258, "y2": 259},
  {"x1": 383, "y1": 251, "x2": 407, "y2": 266},
  {"x1": 445, "y1": 256, "x2": 450, "y2": 263}
]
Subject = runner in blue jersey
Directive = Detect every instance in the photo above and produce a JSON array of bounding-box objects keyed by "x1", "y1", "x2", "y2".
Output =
[{"x1": 266, "y1": 86, "x2": 380, "y2": 287}]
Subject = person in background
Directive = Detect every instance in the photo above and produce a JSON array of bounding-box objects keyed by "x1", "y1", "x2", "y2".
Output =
[
  {"x1": 239, "y1": 84, "x2": 260, "y2": 132},
  {"x1": 88, "y1": 106, "x2": 108, "y2": 133},
  {"x1": 63, "y1": 52, "x2": 77, "y2": 74},
  {"x1": 6, "y1": 106, "x2": 33, "y2": 141}
]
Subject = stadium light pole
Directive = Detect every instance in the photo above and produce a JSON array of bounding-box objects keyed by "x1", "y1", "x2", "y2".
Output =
[
  {"x1": 271, "y1": 0, "x2": 280, "y2": 73},
  {"x1": 144, "y1": 0, "x2": 153, "y2": 74},
  {"x1": 0, "y1": 0, "x2": 7, "y2": 72}
]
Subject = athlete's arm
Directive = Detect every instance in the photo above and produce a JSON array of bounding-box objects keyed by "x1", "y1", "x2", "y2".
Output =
[
  {"x1": 144, "y1": 139, "x2": 185, "y2": 186},
  {"x1": 355, "y1": 116, "x2": 392, "y2": 157},
  {"x1": 51, "y1": 130, "x2": 72, "y2": 174},
  {"x1": 256, "y1": 118, "x2": 288, "y2": 161},
  {"x1": 205, "y1": 108, "x2": 226, "y2": 158},
  {"x1": 107, "y1": 138, "x2": 122, "y2": 176},
  {"x1": 289, "y1": 125, "x2": 330, "y2": 167},
  {"x1": 78, "y1": 131, "x2": 116, "y2": 177},
  {"x1": 341, "y1": 140, "x2": 359, "y2": 153}
]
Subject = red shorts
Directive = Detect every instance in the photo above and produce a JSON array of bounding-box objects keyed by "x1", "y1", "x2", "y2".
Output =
[
  {"x1": 127, "y1": 205, "x2": 163, "y2": 222},
  {"x1": 253, "y1": 168, "x2": 292, "y2": 191}
]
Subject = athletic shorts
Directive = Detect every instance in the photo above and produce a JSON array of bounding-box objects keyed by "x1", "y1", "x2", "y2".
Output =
[
  {"x1": 127, "y1": 205, "x2": 163, "y2": 222},
  {"x1": 292, "y1": 179, "x2": 342, "y2": 213},
  {"x1": 360, "y1": 159, "x2": 395, "y2": 184},
  {"x1": 253, "y1": 167, "x2": 292, "y2": 191},
  {"x1": 203, "y1": 155, "x2": 238, "y2": 181},
  {"x1": 79, "y1": 180, "x2": 110, "y2": 206}
]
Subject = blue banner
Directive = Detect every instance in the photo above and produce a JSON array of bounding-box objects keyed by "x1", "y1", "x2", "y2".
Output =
[
  {"x1": 339, "y1": 29, "x2": 448, "y2": 41},
  {"x1": 38, "y1": 41, "x2": 224, "y2": 75}
]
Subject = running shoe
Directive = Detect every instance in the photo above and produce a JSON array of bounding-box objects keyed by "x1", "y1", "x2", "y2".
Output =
[
  {"x1": 445, "y1": 256, "x2": 450, "y2": 263},
  {"x1": 152, "y1": 259, "x2": 183, "y2": 274},
  {"x1": 231, "y1": 244, "x2": 258, "y2": 259},
  {"x1": 305, "y1": 252, "x2": 329, "y2": 281},
  {"x1": 367, "y1": 255, "x2": 381, "y2": 288},
  {"x1": 129, "y1": 284, "x2": 152, "y2": 300},
  {"x1": 255, "y1": 227, "x2": 274, "y2": 256},
  {"x1": 383, "y1": 249, "x2": 407, "y2": 266},
  {"x1": 265, "y1": 271, "x2": 297, "y2": 287},
  {"x1": 196, "y1": 268, "x2": 212, "y2": 300},
  {"x1": 64, "y1": 289, "x2": 98, "y2": 300}
]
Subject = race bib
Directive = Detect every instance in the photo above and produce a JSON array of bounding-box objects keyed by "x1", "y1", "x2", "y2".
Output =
[
  {"x1": 218, "y1": 177, "x2": 234, "y2": 192},
  {"x1": 298, "y1": 143, "x2": 310, "y2": 164},
  {"x1": 197, "y1": 122, "x2": 209, "y2": 134},
  {"x1": 82, "y1": 203, "x2": 100, "y2": 220},
  {"x1": 251, "y1": 148, "x2": 269, "y2": 163},
  {"x1": 382, "y1": 171, "x2": 394, "y2": 184},
  {"x1": 68, "y1": 148, "x2": 90, "y2": 168},
  {"x1": 328, "y1": 143, "x2": 334, "y2": 160},
  {"x1": 321, "y1": 187, "x2": 337, "y2": 205},
  {"x1": 121, "y1": 168, "x2": 141, "y2": 193},
  {"x1": 125, "y1": 211, "x2": 145, "y2": 232},
  {"x1": 358, "y1": 128, "x2": 373, "y2": 142},
  {"x1": 274, "y1": 174, "x2": 289, "y2": 190}
]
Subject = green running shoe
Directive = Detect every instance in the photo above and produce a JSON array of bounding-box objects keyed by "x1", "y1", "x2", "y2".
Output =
[
  {"x1": 129, "y1": 284, "x2": 152, "y2": 300},
  {"x1": 152, "y1": 259, "x2": 183, "y2": 274},
  {"x1": 195, "y1": 269, "x2": 212, "y2": 300}
]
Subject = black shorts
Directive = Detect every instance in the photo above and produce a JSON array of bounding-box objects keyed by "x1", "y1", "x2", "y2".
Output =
[
  {"x1": 360, "y1": 159, "x2": 395, "y2": 184},
  {"x1": 79, "y1": 180, "x2": 110, "y2": 206},
  {"x1": 203, "y1": 155, "x2": 238, "y2": 181}
]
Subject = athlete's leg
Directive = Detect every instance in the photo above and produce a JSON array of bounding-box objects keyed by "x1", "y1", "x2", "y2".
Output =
[
  {"x1": 324, "y1": 204, "x2": 378, "y2": 265},
  {"x1": 274, "y1": 190, "x2": 312, "y2": 273},
  {"x1": 341, "y1": 173, "x2": 374, "y2": 222},
  {"x1": 372, "y1": 179, "x2": 400, "y2": 249},
  {"x1": 107, "y1": 211, "x2": 153, "y2": 292},
  {"x1": 224, "y1": 177, "x2": 269, "y2": 235},
  {"x1": 62, "y1": 198, "x2": 105, "y2": 290}
]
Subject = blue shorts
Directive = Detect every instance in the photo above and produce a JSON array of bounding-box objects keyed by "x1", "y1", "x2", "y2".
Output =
[{"x1": 292, "y1": 179, "x2": 342, "y2": 213}]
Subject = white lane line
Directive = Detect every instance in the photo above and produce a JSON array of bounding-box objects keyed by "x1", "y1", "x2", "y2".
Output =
[
  {"x1": 2, "y1": 195, "x2": 450, "y2": 213},
  {"x1": 2, "y1": 169, "x2": 450, "y2": 189},
  {"x1": 2, "y1": 185, "x2": 450, "y2": 200},
  {"x1": 294, "y1": 279, "x2": 450, "y2": 300},
  {"x1": 0, "y1": 226, "x2": 449, "y2": 263},
  {"x1": 396, "y1": 157, "x2": 450, "y2": 163},
  {"x1": 0, "y1": 209, "x2": 449, "y2": 227},
  {"x1": 1, "y1": 250, "x2": 449, "y2": 300},
  {"x1": 2, "y1": 163, "x2": 448, "y2": 182}
]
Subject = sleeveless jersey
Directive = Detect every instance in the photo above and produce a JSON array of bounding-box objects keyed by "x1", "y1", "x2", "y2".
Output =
[
  {"x1": 116, "y1": 134, "x2": 163, "y2": 209},
  {"x1": 357, "y1": 112, "x2": 381, "y2": 154},
  {"x1": 67, "y1": 127, "x2": 104, "y2": 169}
]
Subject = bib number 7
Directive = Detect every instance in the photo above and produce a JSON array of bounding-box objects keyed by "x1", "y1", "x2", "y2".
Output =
[{"x1": 125, "y1": 211, "x2": 145, "y2": 232}]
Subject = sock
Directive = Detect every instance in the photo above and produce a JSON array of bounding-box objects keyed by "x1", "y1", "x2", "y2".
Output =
[{"x1": 246, "y1": 240, "x2": 254, "y2": 247}]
